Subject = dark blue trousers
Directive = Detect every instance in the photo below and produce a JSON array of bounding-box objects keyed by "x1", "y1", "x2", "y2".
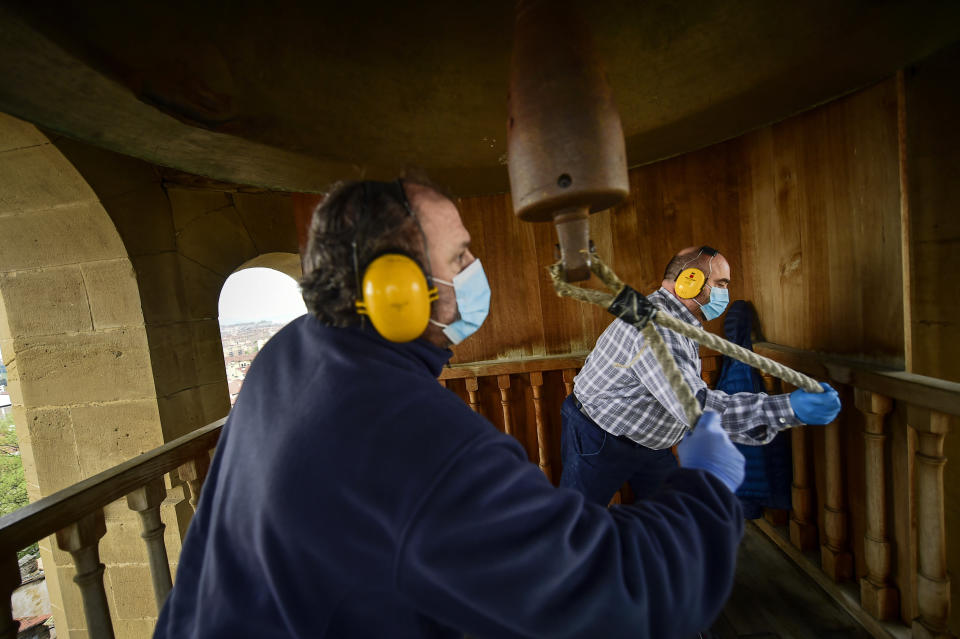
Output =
[{"x1": 559, "y1": 394, "x2": 679, "y2": 505}]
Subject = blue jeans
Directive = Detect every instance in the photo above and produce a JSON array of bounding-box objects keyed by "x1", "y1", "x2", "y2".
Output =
[{"x1": 558, "y1": 394, "x2": 678, "y2": 505}]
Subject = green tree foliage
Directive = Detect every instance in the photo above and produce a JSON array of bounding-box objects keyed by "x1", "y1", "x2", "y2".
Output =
[
  {"x1": 0, "y1": 415, "x2": 27, "y2": 514},
  {"x1": 0, "y1": 413, "x2": 37, "y2": 558}
]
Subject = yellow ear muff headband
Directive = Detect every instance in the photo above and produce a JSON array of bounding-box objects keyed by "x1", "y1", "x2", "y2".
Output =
[
  {"x1": 352, "y1": 180, "x2": 439, "y2": 342},
  {"x1": 674, "y1": 246, "x2": 719, "y2": 300}
]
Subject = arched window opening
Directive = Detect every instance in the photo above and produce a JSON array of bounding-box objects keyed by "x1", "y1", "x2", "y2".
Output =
[{"x1": 219, "y1": 267, "x2": 307, "y2": 405}]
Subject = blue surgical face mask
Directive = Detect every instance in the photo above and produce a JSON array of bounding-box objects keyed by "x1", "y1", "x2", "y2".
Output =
[
  {"x1": 429, "y1": 258, "x2": 491, "y2": 344},
  {"x1": 698, "y1": 286, "x2": 729, "y2": 321}
]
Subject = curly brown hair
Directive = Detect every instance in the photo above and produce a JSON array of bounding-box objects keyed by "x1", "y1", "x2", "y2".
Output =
[{"x1": 299, "y1": 180, "x2": 428, "y2": 326}]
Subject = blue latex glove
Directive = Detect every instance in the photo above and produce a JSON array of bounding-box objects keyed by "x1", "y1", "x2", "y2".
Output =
[
  {"x1": 790, "y1": 382, "x2": 841, "y2": 425},
  {"x1": 677, "y1": 411, "x2": 746, "y2": 493}
]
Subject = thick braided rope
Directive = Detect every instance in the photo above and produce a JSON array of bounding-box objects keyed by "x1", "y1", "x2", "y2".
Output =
[
  {"x1": 546, "y1": 254, "x2": 823, "y2": 428},
  {"x1": 640, "y1": 322, "x2": 703, "y2": 426},
  {"x1": 546, "y1": 263, "x2": 614, "y2": 307},
  {"x1": 651, "y1": 312, "x2": 821, "y2": 393}
]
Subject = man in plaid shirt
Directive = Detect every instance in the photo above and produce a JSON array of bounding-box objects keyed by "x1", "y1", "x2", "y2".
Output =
[{"x1": 559, "y1": 246, "x2": 841, "y2": 505}]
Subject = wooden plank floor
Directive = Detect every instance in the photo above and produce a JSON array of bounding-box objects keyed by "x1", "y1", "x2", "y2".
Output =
[{"x1": 706, "y1": 523, "x2": 871, "y2": 639}]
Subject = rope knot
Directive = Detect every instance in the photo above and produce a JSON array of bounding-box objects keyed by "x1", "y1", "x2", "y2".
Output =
[{"x1": 608, "y1": 285, "x2": 658, "y2": 330}]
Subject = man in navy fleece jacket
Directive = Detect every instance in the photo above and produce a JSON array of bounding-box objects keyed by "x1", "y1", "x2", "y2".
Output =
[{"x1": 155, "y1": 179, "x2": 746, "y2": 639}]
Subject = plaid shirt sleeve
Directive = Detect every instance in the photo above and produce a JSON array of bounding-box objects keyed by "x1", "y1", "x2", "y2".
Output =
[
  {"x1": 632, "y1": 322, "x2": 799, "y2": 445},
  {"x1": 698, "y1": 386, "x2": 799, "y2": 445},
  {"x1": 576, "y1": 289, "x2": 799, "y2": 449}
]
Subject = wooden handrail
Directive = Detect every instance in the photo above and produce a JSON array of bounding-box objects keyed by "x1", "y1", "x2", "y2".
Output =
[
  {"x1": 442, "y1": 343, "x2": 959, "y2": 416},
  {"x1": 754, "y1": 342, "x2": 960, "y2": 416},
  {"x1": 0, "y1": 418, "x2": 225, "y2": 555},
  {"x1": 440, "y1": 353, "x2": 589, "y2": 379},
  {"x1": 752, "y1": 341, "x2": 959, "y2": 634}
]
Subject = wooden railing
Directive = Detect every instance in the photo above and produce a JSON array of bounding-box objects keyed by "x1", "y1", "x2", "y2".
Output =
[
  {"x1": 1, "y1": 343, "x2": 953, "y2": 638},
  {"x1": 438, "y1": 351, "x2": 724, "y2": 490},
  {"x1": 443, "y1": 346, "x2": 960, "y2": 637},
  {"x1": 0, "y1": 419, "x2": 224, "y2": 639},
  {"x1": 751, "y1": 342, "x2": 960, "y2": 639},
  {"x1": 440, "y1": 353, "x2": 587, "y2": 484}
]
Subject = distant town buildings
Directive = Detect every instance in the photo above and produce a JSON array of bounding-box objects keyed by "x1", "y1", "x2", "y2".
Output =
[{"x1": 219, "y1": 321, "x2": 286, "y2": 404}]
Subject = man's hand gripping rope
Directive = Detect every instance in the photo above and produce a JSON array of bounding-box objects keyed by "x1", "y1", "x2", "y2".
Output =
[{"x1": 547, "y1": 254, "x2": 825, "y2": 431}]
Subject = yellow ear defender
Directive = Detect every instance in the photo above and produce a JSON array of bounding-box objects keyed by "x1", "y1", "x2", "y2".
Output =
[
  {"x1": 351, "y1": 180, "x2": 440, "y2": 343},
  {"x1": 675, "y1": 267, "x2": 707, "y2": 299},
  {"x1": 355, "y1": 254, "x2": 439, "y2": 343},
  {"x1": 674, "y1": 245, "x2": 719, "y2": 299}
]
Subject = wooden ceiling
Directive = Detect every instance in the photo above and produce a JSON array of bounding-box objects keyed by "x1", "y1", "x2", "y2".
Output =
[{"x1": 1, "y1": 1, "x2": 959, "y2": 195}]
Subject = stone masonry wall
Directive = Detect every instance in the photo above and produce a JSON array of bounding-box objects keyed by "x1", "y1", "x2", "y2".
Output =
[
  {"x1": 0, "y1": 113, "x2": 301, "y2": 638},
  {"x1": 0, "y1": 114, "x2": 186, "y2": 638}
]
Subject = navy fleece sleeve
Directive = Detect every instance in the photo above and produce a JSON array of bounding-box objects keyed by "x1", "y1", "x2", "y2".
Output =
[{"x1": 395, "y1": 437, "x2": 743, "y2": 639}]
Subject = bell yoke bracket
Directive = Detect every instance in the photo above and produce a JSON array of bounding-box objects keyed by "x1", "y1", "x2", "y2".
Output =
[{"x1": 607, "y1": 285, "x2": 657, "y2": 330}]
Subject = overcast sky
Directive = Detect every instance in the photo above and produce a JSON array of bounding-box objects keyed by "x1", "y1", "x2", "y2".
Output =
[{"x1": 218, "y1": 268, "x2": 307, "y2": 325}]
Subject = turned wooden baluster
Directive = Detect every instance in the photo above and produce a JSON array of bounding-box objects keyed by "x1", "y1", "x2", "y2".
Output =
[
  {"x1": 759, "y1": 372, "x2": 779, "y2": 395},
  {"x1": 821, "y1": 406, "x2": 852, "y2": 581},
  {"x1": 790, "y1": 426, "x2": 818, "y2": 550},
  {"x1": 854, "y1": 390, "x2": 898, "y2": 620},
  {"x1": 700, "y1": 355, "x2": 717, "y2": 386},
  {"x1": 179, "y1": 453, "x2": 212, "y2": 512},
  {"x1": 466, "y1": 377, "x2": 481, "y2": 414},
  {"x1": 56, "y1": 511, "x2": 115, "y2": 639},
  {"x1": 911, "y1": 407, "x2": 952, "y2": 639},
  {"x1": 0, "y1": 553, "x2": 21, "y2": 639},
  {"x1": 787, "y1": 384, "x2": 818, "y2": 551},
  {"x1": 529, "y1": 372, "x2": 553, "y2": 482},
  {"x1": 126, "y1": 477, "x2": 172, "y2": 611},
  {"x1": 562, "y1": 369, "x2": 576, "y2": 397},
  {"x1": 497, "y1": 375, "x2": 514, "y2": 437}
]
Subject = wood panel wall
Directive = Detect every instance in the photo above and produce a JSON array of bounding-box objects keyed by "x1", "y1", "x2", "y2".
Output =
[
  {"x1": 904, "y1": 42, "x2": 960, "y2": 384},
  {"x1": 737, "y1": 79, "x2": 903, "y2": 361},
  {"x1": 451, "y1": 137, "x2": 747, "y2": 364},
  {"x1": 451, "y1": 79, "x2": 904, "y2": 367}
]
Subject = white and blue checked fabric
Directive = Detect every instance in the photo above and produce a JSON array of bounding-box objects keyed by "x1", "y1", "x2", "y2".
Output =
[{"x1": 574, "y1": 287, "x2": 798, "y2": 450}]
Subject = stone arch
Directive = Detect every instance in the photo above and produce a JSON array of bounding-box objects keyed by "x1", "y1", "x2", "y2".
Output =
[
  {"x1": 224, "y1": 253, "x2": 305, "y2": 327},
  {"x1": 156, "y1": 190, "x2": 301, "y2": 425},
  {"x1": 0, "y1": 114, "x2": 303, "y2": 638},
  {"x1": 0, "y1": 114, "x2": 176, "y2": 638},
  {"x1": 234, "y1": 252, "x2": 303, "y2": 281},
  {"x1": 47, "y1": 139, "x2": 301, "y2": 443}
]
